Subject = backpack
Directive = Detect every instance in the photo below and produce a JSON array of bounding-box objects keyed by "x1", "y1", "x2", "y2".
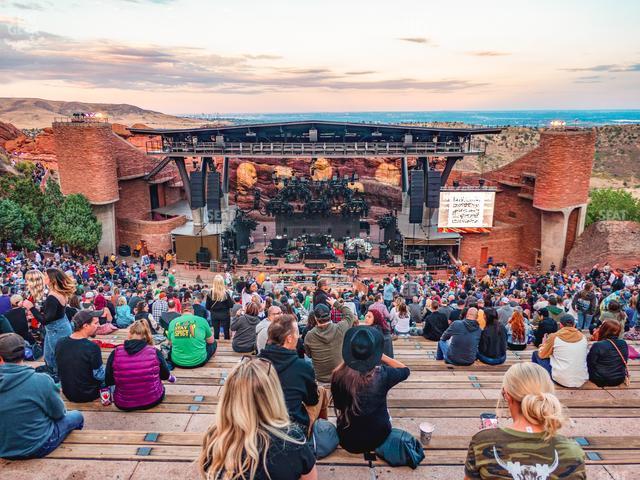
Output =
[
  {"x1": 308, "y1": 419, "x2": 339, "y2": 459},
  {"x1": 375, "y1": 428, "x2": 425, "y2": 469}
]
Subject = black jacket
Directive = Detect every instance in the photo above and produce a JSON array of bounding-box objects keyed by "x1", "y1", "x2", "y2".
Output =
[
  {"x1": 259, "y1": 344, "x2": 319, "y2": 431},
  {"x1": 206, "y1": 294, "x2": 234, "y2": 322},
  {"x1": 313, "y1": 289, "x2": 330, "y2": 308},
  {"x1": 422, "y1": 311, "x2": 449, "y2": 341},
  {"x1": 534, "y1": 318, "x2": 558, "y2": 347},
  {"x1": 478, "y1": 324, "x2": 507, "y2": 359},
  {"x1": 587, "y1": 339, "x2": 628, "y2": 387}
]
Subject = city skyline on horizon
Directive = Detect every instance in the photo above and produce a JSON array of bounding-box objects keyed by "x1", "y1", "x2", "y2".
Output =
[{"x1": 1, "y1": 0, "x2": 639, "y2": 114}]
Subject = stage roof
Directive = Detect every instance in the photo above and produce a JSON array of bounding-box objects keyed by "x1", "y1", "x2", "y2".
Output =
[{"x1": 130, "y1": 120, "x2": 502, "y2": 142}]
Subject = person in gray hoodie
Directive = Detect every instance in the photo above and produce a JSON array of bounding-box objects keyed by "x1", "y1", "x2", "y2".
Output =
[
  {"x1": 437, "y1": 307, "x2": 482, "y2": 366},
  {"x1": 0, "y1": 333, "x2": 84, "y2": 459},
  {"x1": 230, "y1": 302, "x2": 262, "y2": 353},
  {"x1": 304, "y1": 298, "x2": 357, "y2": 382}
]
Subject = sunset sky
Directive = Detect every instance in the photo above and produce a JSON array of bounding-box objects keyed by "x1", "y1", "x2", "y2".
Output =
[{"x1": 1, "y1": 0, "x2": 639, "y2": 113}]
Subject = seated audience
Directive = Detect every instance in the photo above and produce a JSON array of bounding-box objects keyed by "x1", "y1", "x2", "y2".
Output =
[
  {"x1": 363, "y1": 308, "x2": 394, "y2": 358},
  {"x1": 4, "y1": 295, "x2": 35, "y2": 344},
  {"x1": 167, "y1": 304, "x2": 216, "y2": 368},
  {"x1": 506, "y1": 310, "x2": 531, "y2": 351},
  {"x1": 230, "y1": 302, "x2": 261, "y2": 353},
  {"x1": 532, "y1": 314, "x2": 588, "y2": 388},
  {"x1": 0, "y1": 333, "x2": 84, "y2": 460},
  {"x1": 465, "y1": 362, "x2": 586, "y2": 479},
  {"x1": 331, "y1": 326, "x2": 411, "y2": 454},
  {"x1": 533, "y1": 307, "x2": 558, "y2": 347},
  {"x1": 134, "y1": 300, "x2": 157, "y2": 334},
  {"x1": 422, "y1": 301, "x2": 449, "y2": 341},
  {"x1": 55, "y1": 310, "x2": 104, "y2": 402},
  {"x1": 198, "y1": 357, "x2": 317, "y2": 480},
  {"x1": 390, "y1": 300, "x2": 411, "y2": 335},
  {"x1": 587, "y1": 319, "x2": 629, "y2": 387},
  {"x1": 160, "y1": 299, "x2": 181, "y2": 331},
  {"x1": 259, "y1": 314, "x2": 329, "y2": 435},
  {"x1": 256, "y1": 306, "x2": 283, "y2": 354},
  {"x1": 437, "y1": 307, "x2": 482, "y2": 366},
  {"x1": 477, "y1": 308, "x2": 507, "y2": 365},
  {"x1": 304, "y1": 299, "x2": 357, "y2": 382},
  {"x1": 105, "y1": 320, "x2": 173, "y2": 410},
  {"x1": 115, "y1": 296, "x2": 135, "y2": 328}
]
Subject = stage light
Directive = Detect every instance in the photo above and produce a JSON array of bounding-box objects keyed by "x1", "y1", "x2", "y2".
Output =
[{"x1": 453, "y1": 180, "x2": 460, "y2": 187}]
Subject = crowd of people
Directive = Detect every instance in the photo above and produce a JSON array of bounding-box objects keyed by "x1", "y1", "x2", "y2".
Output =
[{"x1": 1, "y1": 246, "x2": 638, "y2": 478}]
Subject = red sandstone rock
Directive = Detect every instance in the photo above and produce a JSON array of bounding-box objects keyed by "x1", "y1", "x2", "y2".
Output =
[
  {"x1": 566, "y1": 221, "x2": 640, "y2": 271},
  {"x1": 0, "y1": 121, "x2": 22, "y2": 145},
  {"x1": 111, "y1": 123, "x2": 132, "y2": 138}
]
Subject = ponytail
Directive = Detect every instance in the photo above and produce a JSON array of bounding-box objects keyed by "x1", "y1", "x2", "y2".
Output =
[{"x1": 520, "y1": 392, "x2": 566, "y2": 440}]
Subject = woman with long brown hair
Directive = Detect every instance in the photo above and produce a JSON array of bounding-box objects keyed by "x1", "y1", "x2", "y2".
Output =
[
  {"x1": 331, "y1": 326, "x2": 410, "y2": 454},
  {"x1": 23, "y1": 268, "x2": 76, "y2": 374},
  {"x1": 505, "y1": 309, "x2": 531, "y2": 351},
  {"x1": 199, "y1": 357, "x2": 317, "y2": 480},
  {"x1": 587, "y1": 319, "x2": 629, "y2": 387}
]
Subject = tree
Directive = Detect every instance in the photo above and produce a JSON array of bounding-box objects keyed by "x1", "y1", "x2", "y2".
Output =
[
  {"x1": 586, "y1": 188, "x2": 640, "y2": 226},
  {"x1": 41, "y1": 181, "x2": 64, "y2": 238},
  {"x1": 0, "y1": 199, "x2": 26, "y2": 244},
  {"x1": 51, "y1": 194, "x2": 102, "y2": 252},
  {"x1": 7, "y1": 177, "x2": 44, "y2": 216},
  {"x1": 19, "y1": 206, "x2": 40, "y2": 250}
]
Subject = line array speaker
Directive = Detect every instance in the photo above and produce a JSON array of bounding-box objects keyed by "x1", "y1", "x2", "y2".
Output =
[
  {"x1": 409, "y1": 169, "x2": 424, "y2": 224},
  {"x1": 190, "y1": 171, "x2": 205, "y2": 209},
  {"x1": 207, "y1": 171, "x2": 221, "y2": 223},
  {"x1": 425, "y1": 170, "x2": 441, "y2": 208}
]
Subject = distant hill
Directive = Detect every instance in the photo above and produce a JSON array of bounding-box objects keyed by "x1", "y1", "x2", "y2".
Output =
[{"x1": 0, "y1": 97, "x2": 206, "y2": 129}]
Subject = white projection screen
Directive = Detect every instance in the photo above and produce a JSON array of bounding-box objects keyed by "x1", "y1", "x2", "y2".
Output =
[{"x1": 437, "y1": 190, "x2": 495, "y2": 233}]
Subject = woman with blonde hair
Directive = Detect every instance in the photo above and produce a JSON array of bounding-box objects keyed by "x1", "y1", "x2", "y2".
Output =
[
  {"x1": 199, "y1": 357, "x2": 317, "y2": 480},
  {"x1": 206, "y1": 274, "x2": 234, "y2": 340},
  {"x1": 23, "y1": 268, "x2": 77, "y2": 375},
  {"x1": 105, "y1": 319, "x2": 173, "y2": 411},
  {"x1": 25, "y1": 269, "x2": 47, "y2": 304},
  {"x1": 464, "y1": 362, "x2": 586, "y2": 479}
]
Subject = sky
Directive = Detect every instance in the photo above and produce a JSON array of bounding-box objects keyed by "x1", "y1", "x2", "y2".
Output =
[{"x1": 1, "y1": 0, "x2": 639, "y2": 114}]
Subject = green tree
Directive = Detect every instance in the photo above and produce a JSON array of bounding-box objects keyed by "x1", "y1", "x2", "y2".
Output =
[
  {"x1": 7, "y1": 177, "x2": 45, "y2": 215},
  {"x1": 19, "y1": 206, "x2": 41, "y2": 250},
  {"x1": 41, "y1": 181, "x2": 64, "y2": 238},
  {"x1": 0, "y1": 199, "x2": 26, "y2": 244},
  {"x1": 51, "y1": 194, "x2": 102, "y2": 252},
  {"x1": 586, "y1": 188, "x2": 640, "y2": 226}
]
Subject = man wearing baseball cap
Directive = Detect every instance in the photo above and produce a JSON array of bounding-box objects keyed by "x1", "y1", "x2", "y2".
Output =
[{"x1": 0, "y1": 333, "x2": 84, "y2": 459}]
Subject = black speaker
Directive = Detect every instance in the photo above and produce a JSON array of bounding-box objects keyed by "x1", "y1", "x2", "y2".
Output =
[
  {"x1": 118, "y1": 244, "x2": 131, "y2": 257},
  {"x1": 236, "y1": 224, "x2": 250, "y2": 249},
  {"x1": 425, "y1": 170, "x2": 441, "y2": 208},
  {"x1": 207, "y1": 171, "x2": 221, "y2": 223},
  {"x1": 409, "y1": 169, "x2": 424, "y2": 224},
  {"x1": 378, "y1": 244, "x2": 388, "y2": 261},
  {"x1": 237, "y1": 246, "x2": 248, "y2": 265},
  {"x1": 190, "y1": 171, "x2": 205, "y2": 209},
  {"x1": 383, "y1": 216, "x2": 397, "y2": 244},
  {"x1": 196, "y1": 247, "x2": 210, "y2": 264}
]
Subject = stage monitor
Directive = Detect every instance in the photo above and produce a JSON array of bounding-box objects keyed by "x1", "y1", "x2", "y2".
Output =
[{"x1": 437, "y1": 190, "x2": 495, "y2": 233}]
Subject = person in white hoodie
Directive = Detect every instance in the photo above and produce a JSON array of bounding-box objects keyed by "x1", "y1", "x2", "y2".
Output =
[{"x1": 532, "y1": 314, "x2": 588, "y2": 388}]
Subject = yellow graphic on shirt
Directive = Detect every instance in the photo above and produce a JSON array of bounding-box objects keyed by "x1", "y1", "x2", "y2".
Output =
[{"x1": 174, "y1": 321, "x2": 196, "y2": 338}]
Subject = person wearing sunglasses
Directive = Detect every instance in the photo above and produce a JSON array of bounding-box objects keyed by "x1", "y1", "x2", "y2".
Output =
[{"x1": 199, "y1": 356, "x2": 317, "y2": 480}]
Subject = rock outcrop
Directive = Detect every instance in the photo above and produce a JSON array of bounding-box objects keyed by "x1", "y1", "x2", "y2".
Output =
[
  {"x1": 0, "y1": 121, "x2": 22, "y2": 145},
  {"x1": 566, "y1": 221, "x2": 640, "y2": 271}
]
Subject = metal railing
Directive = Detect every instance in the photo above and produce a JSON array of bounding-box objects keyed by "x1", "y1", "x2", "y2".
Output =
[
  {"x1": 145, "y1": 139, "x2": 487, "y2": 157},
  {"x1": 52, "y1": 116, "x2": 110, "y2": 124}
]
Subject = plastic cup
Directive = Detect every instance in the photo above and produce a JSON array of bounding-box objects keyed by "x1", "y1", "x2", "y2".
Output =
[
  {"x1": 99, "y1": 387, "x2": 112, "y2": 406},
  {"x1": 419, "y1": 422, "x2": 435, "y2": 446}
]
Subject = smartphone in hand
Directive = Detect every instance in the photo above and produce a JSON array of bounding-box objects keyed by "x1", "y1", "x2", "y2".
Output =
[{"x1": 480, "y1": 413, "x2": 498, "y2": 430}]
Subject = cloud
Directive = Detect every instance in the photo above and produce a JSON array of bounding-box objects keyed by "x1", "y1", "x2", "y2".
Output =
[
  {"x1": 573, "y1": 75, "x2": 604, "y2": 84},
  {"x1": 563, "y1": 63, "x2": 640, "y2": 73},
  {"x1": 467, "y1": 51, "x2": 510, "y2": 57},
  {"x1": 398, "y1": 37, "x2": 433, "y2": 45},
  {"x1": 0, "y1": 19, "x2": 485, "y2": 94},
  {"x1": 10, "y1": 1, "x2": 47, "y2": 10}
]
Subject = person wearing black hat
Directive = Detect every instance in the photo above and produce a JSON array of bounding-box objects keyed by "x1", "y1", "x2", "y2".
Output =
[
  {"x1": 0, "y1": 333, "x2": 84, "y2": 459},
  {"x1": 55, "y1": 310, "x2": 105, "y2": 402},
  {"x1": 331, "y1": 326, "x2": 410, "y2": 454},
  {"x1": 304, "y1": 297, "x2": 357, "y2": 382}
]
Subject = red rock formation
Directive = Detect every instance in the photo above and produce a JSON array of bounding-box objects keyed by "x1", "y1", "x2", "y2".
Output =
[
  {"x1": 0, "y1": 121, "x2": 22, "y2": 145},
  {"x1": 566, "y1": 221, "x2": 640, "y2": 271}
]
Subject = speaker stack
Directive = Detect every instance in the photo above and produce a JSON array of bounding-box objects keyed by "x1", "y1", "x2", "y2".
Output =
[
  {"x1": 425, "y1": 170, "x2": 441, "y2": 208},
  {"x1": 409, "y1": 169, "x2": 424, "y2": 224},
  {"x1": 190, "y1": 171, "x2": 206, "y2": 209},
  {"x1": 237, "y1": 246, "x2": 248, "y2": 265},
  {"x1": 207, "y1": 171, "x2": 221, "y2": 223}
]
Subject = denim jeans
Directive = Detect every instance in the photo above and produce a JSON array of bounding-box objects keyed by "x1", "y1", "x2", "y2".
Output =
[
  {"x1": 44, "y1": 316, "x2": 72, "y2": 373},
  {"x1": 531, "y1": 351, "x2": 553, "y2": 376},
  {"x1": 477, "y1": 352, "x2": 506, "y2": 365},
  {"x1": 436, "y1": 339, "x2": 451, "y2": 362},
  {"x1": 576, "y1": 312, "x2": 592, "y2": 330},
  {"x1": 27, "y1": 410, "x2": 84, "y2": 458}
]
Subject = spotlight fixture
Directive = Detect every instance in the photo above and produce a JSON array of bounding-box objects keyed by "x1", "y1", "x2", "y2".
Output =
[{"x1": 453, "y1": 180, "x2": 460, "y2": 188}]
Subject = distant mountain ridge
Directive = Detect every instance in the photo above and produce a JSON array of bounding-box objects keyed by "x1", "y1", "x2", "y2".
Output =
[{"x1": 0, "y1": 97, "x2": 205, "y2": 129}]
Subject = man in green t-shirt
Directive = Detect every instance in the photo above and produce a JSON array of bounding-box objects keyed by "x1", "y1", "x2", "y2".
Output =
[
  {"x1": 168, "y1": 269, "x2": 176, "y2": 288},
  {"x1": 167, "y1": 305, "x2": 216, "y2": 368}
]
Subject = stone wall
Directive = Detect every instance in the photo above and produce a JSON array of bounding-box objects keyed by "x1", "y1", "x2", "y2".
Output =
[
  {"x1": 459, "y1": 223, "x2": 525, "y2": 268},
  {"x1": 117, "y1": 216, "x2": 187, "y2": 255},
  {"x1": 566, "y1": 221, "x2": 640, "y2": 271},
  {"x1": 115, "y1": 178, "x2": 151, "y2": 220}
]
